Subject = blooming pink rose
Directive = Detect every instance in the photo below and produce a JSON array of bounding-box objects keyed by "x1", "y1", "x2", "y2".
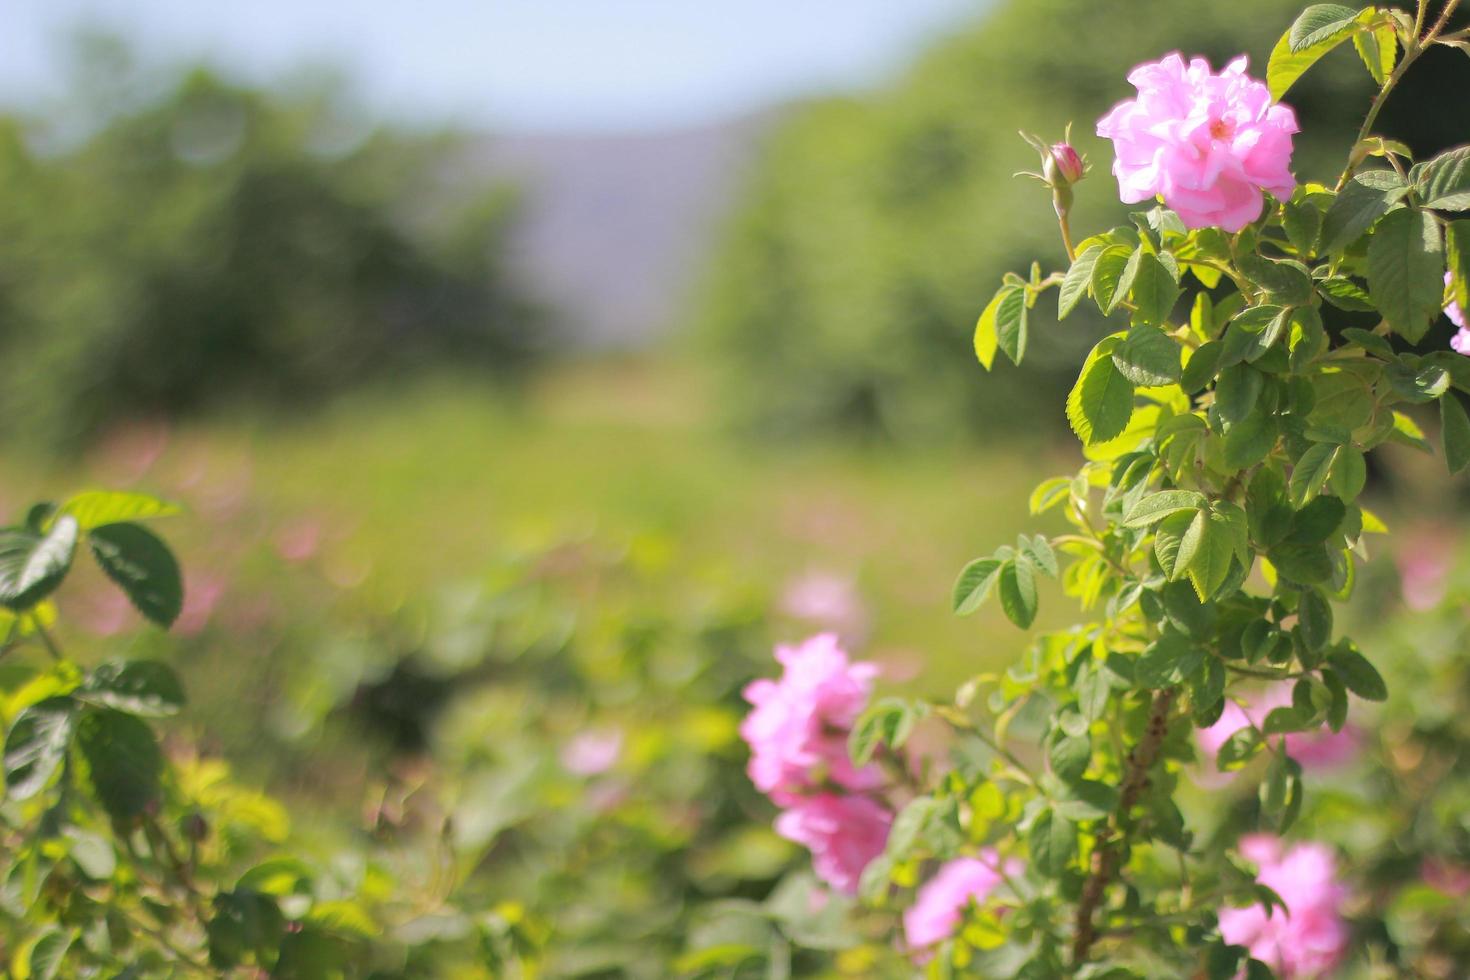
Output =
[
  {"x1": 904, "y1": 851, "x2": 1024, "y2": 948},
  {"x1": 740, "y1": 633, "x2": 882, "y2": 802},
  {"x1": 1197, "y1": 684, "x2": 1358, "y2": 773},
  {"x1": 1220, "y1": 835, "x2": 1349, "y2": 978},
  {"x1": 1097, "y1": 54, "x2": 1298, "y2": 231},
  {"x1": 774, "y1": 793, "x2": 891, "y2": 896}
]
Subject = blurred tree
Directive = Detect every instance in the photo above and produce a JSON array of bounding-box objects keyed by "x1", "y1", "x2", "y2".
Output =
[
  {"x1": 0, "y1": 41, "x2": 542, "y2": 444},
  {"x1": 699, "y1": 0, "x2": 1470, "y2": 444}
]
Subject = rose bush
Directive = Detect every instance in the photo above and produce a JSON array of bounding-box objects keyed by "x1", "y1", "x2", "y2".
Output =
[{"x1": 735, "y1": 2, "x2": 1470, "y2": 975}]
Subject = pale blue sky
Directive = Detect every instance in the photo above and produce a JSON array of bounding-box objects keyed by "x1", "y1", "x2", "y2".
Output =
[{"x1": 0, "y1": 0, "x2": 986, "y2": 132}]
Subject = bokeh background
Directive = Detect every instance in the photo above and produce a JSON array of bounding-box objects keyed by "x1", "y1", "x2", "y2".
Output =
[{"x1": 2, "y1": 0, "x2": 1469, "y2": 974}]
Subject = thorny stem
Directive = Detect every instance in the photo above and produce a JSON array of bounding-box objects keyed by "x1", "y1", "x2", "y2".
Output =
[{"x1": 1071, "y1": 688, "x2": 1177, "y2": 967}]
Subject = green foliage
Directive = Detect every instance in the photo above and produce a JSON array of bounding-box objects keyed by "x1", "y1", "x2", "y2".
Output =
[
  {"x1": 0, "y1": 47, "x2": 540, "y2": 444},
  {"x1": 699, "y1": 0, "x2": 1468, "y2": 443},
  {"x1": 850, "y1": 3, "x2": 1470, "y2": 975}
]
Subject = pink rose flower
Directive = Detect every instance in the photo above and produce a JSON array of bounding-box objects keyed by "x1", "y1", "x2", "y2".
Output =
[
  {"x1": 1220, "y1": 835, "x2": 1349, "y2": 978},
  {"x1": 561, "y1": 729, "x2": 623, "y2": 776},
  {"x1": 1096, "y1": 54, "x2": 1298, "y2": 231},
  {"x1": 774, "y1": 793, "x2": 891, "y2": 896},
  {"x1": 1398, "y1": 528, "x2": 1455, "y2": 611},
  {"x1": 740, "y1": 633, "x2": 882, "y2": 802},
  {"x1": 904, "y1": 851, "x2": 1024, "y2": 949},
  {"x1": 779, "y1": 571, "x2": 869, "y2": 642},
  {"x1": 1197, "y1": 684, "x2": 1359, "y2": 773}
]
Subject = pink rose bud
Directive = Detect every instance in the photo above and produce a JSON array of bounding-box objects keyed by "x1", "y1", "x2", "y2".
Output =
[{"x1": 1047, "y1": 143, "x2": 1085, "y2": 185}]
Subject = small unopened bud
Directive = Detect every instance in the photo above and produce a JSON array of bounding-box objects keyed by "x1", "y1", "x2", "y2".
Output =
[{"x1": 1046, "y1": 143, "x2": 1086, "y2": 186}]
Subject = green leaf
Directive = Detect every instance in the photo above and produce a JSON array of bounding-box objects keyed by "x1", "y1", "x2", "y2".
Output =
[
  {"x1": 20, "y1": 927, "x2": 74, "y2": 980},
  {"x1": 1290, "y1": 443, "x2": 1339, "y2": 507},
  {"x1": 1217, "y1": 726, "x2": 1264, "y2": 771},
  {"x1": 0, "y1": 517, "x2": 78, "y2": 611},
  {"x1": 1223, "y1": 407, "x2": 1278, "y2": 470},
  {"x1": 1058, "y1": 246, "x2": 1103, "y2": 320},
  {"x1": 75, "y1": 707, "x2": 164, "y2": 821},
  {"x1": 55, "y1": 491, "x2": 180, "y2": 531},
  {"x1": 1181, "y1": 341, "x2": 1224, "y2": 394},
  {"x1": 995, "y1": 284, "x2": 1029, "y2": 365},
  {"x1": 1318, "y1": 275, "x2": 1377, "y2": 312},
  {"x1": 1112, "y1": 325, "x2": 1182, "y2": 386},
  {"x1": 1220, "y1": 306, "x2": 1286, "y2": 366},
  {"x1": 953, "y1": 558, "x2": 1005, "y2": 615},
  {"x1": 1091, "y1": 245, "x2": 1134, "y2": 316},
  {"x1": 1154, "y1": 510, "x2": 1195, "y2": 580},
  {"x1": 78, "y1": 661, "x2": 185, "y2": 718},
  {"x1": 1368, "y1": 207, "x2": 1445, "y2": 343},
  {"x1": 1297, "y1": 590, "x2": 1333, "y2": 652},
  {"x1": 1018, "y1": 534, "x2": 1058, "y2": 578},
  {"x1": 1288, "y1": 4, "x2": 1359, "y2": 51},
  {"x1": 974, "y1": 286, "x2": 1007, "y2": 370},
  {"x1": 998, "y1": 559, "x2": 1038, "y2": 629},
  {"x1": 1027, "y1": 808, "x2": 1076, "y2": 877},
  {"x1": 1048, "y1": 730, "x2": 1091, "y2": 784},
  {"x1": 1136, "y1": 633, "x2": 1204, "y2": 689},
  {"x1": 1320, "y1": 170, "x2": 1408, "y2": 254},
  {"x1": 1282, "y1": 200, "x2": 1322, "y2": 255},
  {"x1": 1329, "y1": 446, "x2": 1367, "y2": 500},
  {"x1": 1327, "y1": 646, "x2": 1387, "y2": 701},
  {"x1": 1443, "y1": 394, "x2": 1470, "y2": 474},
  {"x1": 1066, "y1": 337, "x2": 1135, "y2": 445},
  {"x1": 3, "y1": 697, "x2": 75, "y2": 801},
  {"x1": 1236, "y1": 254, "x2": 1313, "y2": 306},
  {"x1": 1215, "y1": 364, "x2": 1263, "y2": 424},
  {"x1": 849, "y1": 698, "x2": 925, "y2": 766},
  {"x1": 1448, "y1": 219, "x2": 1470, "y2": 314},
  {"x1": 1353, "y1": 23, "x2": 1397, "y2": 84},
  {"x1": 1128, "y1": 252, "x2": 1181, "y2": 326},
  {"x1": 1185, "y1": 510, "x2": 1237, "y2": 601},
  {"x1": 88, "y1": 523, "x2": 184, "y2": 628},
  {"x1": 1341, "y1": 327, "x2": 1395, "y2": 360},
  {"x1": 1267, "y1": 20, "x2": 1355, "y2": 99},
  {"x1": 1123, "y1": 490, "x2": 1207, "y2": 528},
  {"x1": 1412, "y1": 145, "x2": 1470, "y2": 211}
]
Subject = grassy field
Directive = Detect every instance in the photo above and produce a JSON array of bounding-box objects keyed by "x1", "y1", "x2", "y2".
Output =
[{"x1": 5, "y1": 356, "x2": 1072, "y2": 700}]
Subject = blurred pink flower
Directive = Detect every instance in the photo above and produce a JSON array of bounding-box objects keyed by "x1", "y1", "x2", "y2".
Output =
[
  {"x1": 273, "y1": 518, "x2": 324, "y2": 564},
  {"x1": 1398, "y1": 530, "x2": 1455, "y2": 611},
  {"x1": 779, "y1": 570, "x2": 869, "y2": 642},
  {"x1": 1096, "y1": 54, "x2": 1297, "y2": 231},
  {"x1": 1446, "y1": 272, "x2": 1469, "y2": 354},
  {"x1": 175, "y1": 572, "x2": 227, "y2": 636},
  {"x1": 1220, "y1": 835, "x2": 1349, "y2": 978},
  {"x1": 740, "y1": 633, "x2": 882, "y2": 802},
  {"x1": 91, "y1": 419, "x2": 170, "y2": 484},
  {"x1": 70, "y1": 585, "x2": 135, "y2": 637},
  {"x1": 561, "y1": 729, "x2": 623, "y2": 776},
  {"x1": 1422, "y1": 856, "x2": 1470, "y2": 897},
  {"x1": 904, "y1": 851, "x2": 1023, "y2": 949},
  {"x1": 774, "y1": 793, "x2": 891, "y2": 896},
  {"x1": 1198, "y1": 685, "x2": 1359, "y2": 773}
]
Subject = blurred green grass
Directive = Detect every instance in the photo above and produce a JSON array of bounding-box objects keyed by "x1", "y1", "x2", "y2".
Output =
[{"x1": 6, "y1": 355, "x2": 1067, "y2": 697}]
